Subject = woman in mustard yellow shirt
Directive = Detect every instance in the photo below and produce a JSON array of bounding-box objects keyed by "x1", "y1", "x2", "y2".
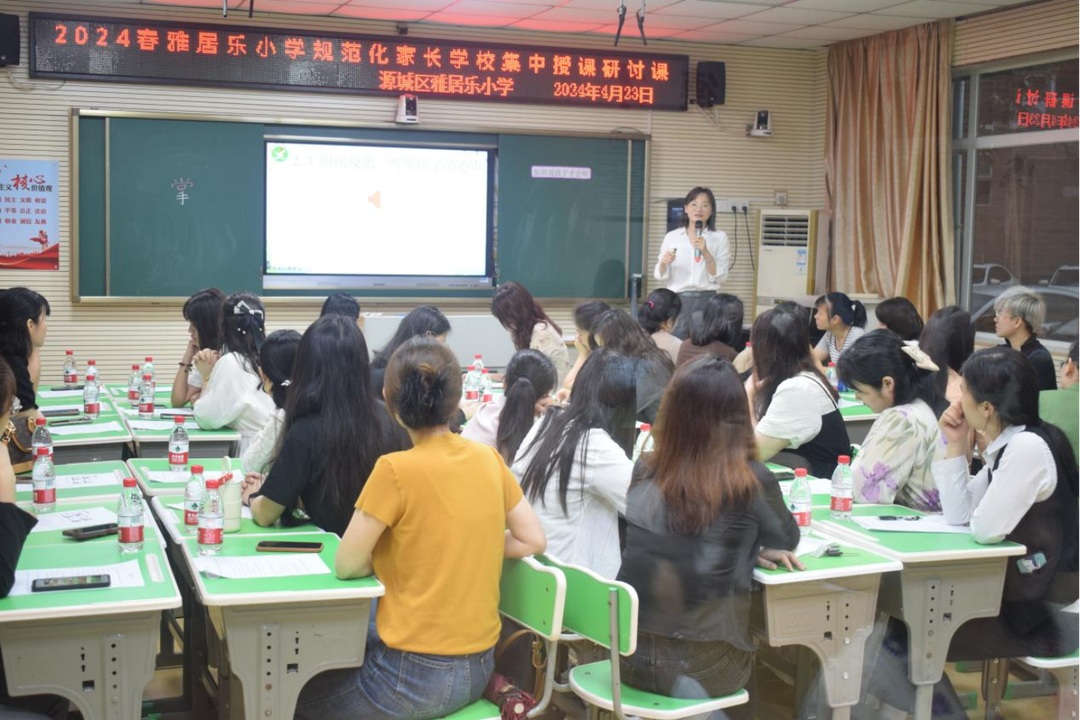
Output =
[{"x1": 295, "y1": 337, "x2": 546, "y2": 720}]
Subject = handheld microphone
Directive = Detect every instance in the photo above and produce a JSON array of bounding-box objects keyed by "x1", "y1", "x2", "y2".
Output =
[{"x1": 694, "y1": 220, "x2": 704, "y2": 262}]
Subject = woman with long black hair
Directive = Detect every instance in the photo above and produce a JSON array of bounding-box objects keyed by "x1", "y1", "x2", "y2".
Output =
[
  {"x1": 369, "y1": 305, "x2": 451, "y2": 399},
  {"x1": 0, "y1": 288, "x2": 50, "y2": 418},
  {"x1": 491, "y1": 282, "x2": 570, "y2": 385},
  {"x1": 591, "y1": 309, "x2": 675, "y2": 425},
  {"x1": 172, "y1": 287, "x2": 225, "y2": 408}
]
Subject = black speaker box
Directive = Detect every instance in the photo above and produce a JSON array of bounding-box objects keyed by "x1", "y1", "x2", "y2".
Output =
[
  {"x1": 696, "y1": 61, "x2": 725, "y2": 108},
  {"x1": 0, "y1": 14, "x2": 19, "y2": 67}
]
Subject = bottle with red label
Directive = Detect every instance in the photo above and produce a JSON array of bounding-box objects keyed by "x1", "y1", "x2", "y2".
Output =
[
  {"x1": 141, "y1": 356, "x2": 156, "y2": 392},
  {"x1": 198, "y1": 477, "x2": 224, "y2": 555},
  {"x1": 128, "y1": 364, "x2": 142, "y2": 407},
  {"x1": 184, "y1": 465, "x2": 205, "y2": 535},
  {"x1": 480, "y1": 368, "x2": 493, "y2": 403},
  {"x1": 463, "y1": 364, "x2": 480, "y2": 401},
  {"x1": 63, "y1": 350, "x2": 78, "y2": 387},
  {"x1": 118, "y1": 477, "x2": 144, "y2": 553},
  {"x1": 169, "y1": 416, "x2": 190, "y2": 471},
  {"x1": 789, "y1": 468, "x2": 812, "y2": 536},
  {"x1": 85, "y1": 359, "x2": 98, "y2": 386},
  {"x1": 830, "y1": 455, "x2": 853, "y2": 519},
  {"x1": 139, "y1": 374, "x2": 155, "y2": 419},
  {"x1": 31, "y1": 447, "x2": 56, "y2": 513}
]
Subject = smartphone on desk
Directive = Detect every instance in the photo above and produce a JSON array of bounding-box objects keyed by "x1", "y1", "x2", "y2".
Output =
[
  {"x1": 62, "y1": 523, "x2": 119, "y2": 541},
  {"x1": 41, "y1": 408, "x2": 81, "y2": 418},
  {"x1": 31, "y1": 574, "x2": 111, "y2": 592},
  {"x1": 255, "y1": 541, "x2": 324, "y2": 554},
  {"x1": 49, "y1": 385, "x2": 85, "y2": 392},
  {"x1": 48, "y1": 417, "x2": 92, "y2": 427}
]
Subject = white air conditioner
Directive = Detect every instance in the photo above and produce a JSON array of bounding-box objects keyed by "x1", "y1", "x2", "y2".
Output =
[{"x1": 754, "y1": 209, "x2": 828, "y2": 318}]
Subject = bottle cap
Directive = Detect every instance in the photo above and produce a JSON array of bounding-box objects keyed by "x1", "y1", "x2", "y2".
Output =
[
  {"x1": 838, "y1": 455, "x2": 851, "y2": 464},
  {"x1": 145, "y1": 356, "x2": 153, "y2": 362},
  {"x1": 123, "y1": 477, "x2": 137, "y2": 488},
  {"x1": 795, "y1": 468, "x2": 808, "y2": 477},
  {"x1": 143, "y1": 374, "x2": 152, "y2": 380},
  {"x1": 88, "y1": 359, "x2": 96, "y2": 365},
  {"x1": 191, "y1": 464, "x2": 204, "y2": 473},
  {"x1": 468, "y1": 364, "x2": 475, "y2": 371},
  {"x1": 174, "y1": 415, "x2": 185, "y2": 424},
  {"x1": 65, "y1": 349, "x2": 73, "y2": 355},
  {"x1": 828, "y1": 362, "x2": 836, "y2": 367},
  {"x1": 131, "y1": 364, "x2": 140, "y2": 370},
  {"x1": 481, "y1": 368, "x2": 489, "y2": 374},
  {"x1": 474, "y1": 354, "x2": 482, "y2": 359},
  {"x1": 640, "y1": 423, "x2": 651, "y2": 432},
  {"x1": 206, "y1": 477, "x2": 221, "y2": 490},
  {"x1": 35, "y1": 417, "x2": 46, "y2": 426},
  {"x1": 36, "y1": 447, "x2": 49, "y2": 456}
]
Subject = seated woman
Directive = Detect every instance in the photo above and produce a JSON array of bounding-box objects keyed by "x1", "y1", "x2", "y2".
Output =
[
  {"x1": 874, "y1": 296, "x2": 924, "y2": 341},
  {"x1": 369, "y1": 305, "x2": 450, "y2": 399},
  {"x1": 240, "y1": 330, "x2": 300, "y2": 477},
  {"x1": 461, "y1": 349, "x2": 557, "y2": 463},
  {"x1": 747, "y1": 306, "x2": 850, "y2": 479},
  {"x1": 860, "y1": 348, "x2": 1078, "y2": 717},
  {"x1": 247, "y1": 316, "x2": 409, "y2": 536},
  {"x1": 591, "y1": 309, "x2": 675, "y2": 424},
  {"x1": 491, "y1": 282, "x2": 570, "y2": 385},
  {"x1": 919, "y1": 305, "x2": 975, "y2": 404},
  {"x1": 512, "y1": 350, "x2": 637, "y2": 578},
  {"x1": 171, "y1": 287, "x2": 225, "y2": 408},
  {"x1": 0, "y1": 288, "x2": 50, "y2": 421},
  {"x1": 558, "y1": 300, "x2": 611, "y2": 400},
  {"x1": 320, "y1": 292, "x2": 364, "y2": 331},
  {"x1": 676, "y1": 293, "x2": 743, "y2": 367},
  {"x1": 618, "y1": 355, "x2": 801, "y2": 714},
  {"x1": 636, "y1": 289, "x2": 683, "y2": 365},
  {"x1": 193, "y1": 292, "x2": 275, "y2": 453},
  {"x1": 837, "y1": 331, "x2": 948, "y2": 510},
  {"x1": 295, "y1": 337, "x2": 546, "y2": 720},
  {"x1": 811, "y1": 292, "x2": 867, "y2": 367}
]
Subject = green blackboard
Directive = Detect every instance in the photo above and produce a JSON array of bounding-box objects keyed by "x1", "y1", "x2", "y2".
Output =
[{"x1": 74, "y1": 113, "x2": 646, "y2": 300}]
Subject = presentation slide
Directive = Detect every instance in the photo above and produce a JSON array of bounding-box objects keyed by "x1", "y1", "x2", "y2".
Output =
[{"x1": 264, "y1": 142, "x2": 491, "y2": 278}]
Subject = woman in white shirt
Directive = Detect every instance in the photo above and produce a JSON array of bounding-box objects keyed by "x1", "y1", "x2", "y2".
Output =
[
  {"x1": 241, "y1": 329, "x2": 300, "y2": 476},
  {"x1": 653, "y1": 187, "x2": 731, "y2": 339},
  {"x1": 461, "y1": 349, "x2": 557, "y2": 463},
  {"x1": 171, "y1": 287, "x2": 225, "y2": 408},
  {"x1": 193, "y1": 292, "x2": 275, "y2": 454},
  {"x1": 836, "y1": 331, "x2": 948, "y2": 510},
  {"x1": 511, "y1": 350, "x2": 637, "y2": 578},
  {"x1": 491, "y1": 282, "x2": 570, "y2": 386}
]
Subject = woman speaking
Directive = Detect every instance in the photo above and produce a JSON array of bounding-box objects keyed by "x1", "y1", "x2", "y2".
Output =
[{"x1": 653, "y1": 187, "x2": 731, "y2": 339}]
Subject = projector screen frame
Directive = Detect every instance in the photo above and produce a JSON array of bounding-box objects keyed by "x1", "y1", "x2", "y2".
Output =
[{"x1": 262, "y1": 137, "x2": 497, "y2": 291}]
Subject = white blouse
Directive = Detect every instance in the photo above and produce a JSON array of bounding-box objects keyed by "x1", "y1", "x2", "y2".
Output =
[
  {"x1": 193, "y1": 353, "x2": 275, "y2": 454},
  {"x1": 241, "y1": 408, "x2": 284, "y2": 475},
  {"x1": 756, "y1": 372, "x2": 837, "y2": 449},
  {"x1": 653, "y1": 227, "x2": 730, "y2": 294}
]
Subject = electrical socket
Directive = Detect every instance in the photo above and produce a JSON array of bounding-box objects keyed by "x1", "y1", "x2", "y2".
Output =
[
  {"x1": 774, "y1": 190, "x2": 789, "y2": 206},
  {"x1": 721, "y1": 197, "x2": 751, "y2": 214}
]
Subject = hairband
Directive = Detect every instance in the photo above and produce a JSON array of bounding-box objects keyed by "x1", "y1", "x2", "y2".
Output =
[{"x1": 901, "y1": 341, "x2": 939, "y2": 372}]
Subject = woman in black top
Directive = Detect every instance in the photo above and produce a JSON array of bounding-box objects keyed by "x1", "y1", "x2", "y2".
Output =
[
  {"x1": 369, "y1": 306, "x2": 451, "y2": 399},
  {"x1": 247, "y1": 315, "x2": 410, "y2": 535},
  {"x1": 618, "y1": 355, "x2": 802, "y2": 712},
  {"x1": 0, "y1": 288, "x2": 50, "y2": 417}
]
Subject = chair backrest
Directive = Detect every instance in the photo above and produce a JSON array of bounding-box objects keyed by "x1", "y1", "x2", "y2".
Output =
[
  {"x1": 499, "y1": 556, "x2": 566, "y2": 642},
  {"x1": 537, "y1": 554, "x2": 638, "y2": 656}
]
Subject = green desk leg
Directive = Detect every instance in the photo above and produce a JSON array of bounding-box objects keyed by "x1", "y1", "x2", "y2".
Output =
[
  {"x1": 0, "y1": 611, "x2": 160, "y2": 720},
  {"x1": 752, "y1": 573, "x2": 882, "y2": 720},
  {"x1": 877, "y1": 558, "x2": 1008, "y2": 720},
  {"x1": 208, "y1": 599, "x2": 372, "y2": 720}
]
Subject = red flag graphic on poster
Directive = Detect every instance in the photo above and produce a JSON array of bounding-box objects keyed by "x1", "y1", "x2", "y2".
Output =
[{"x1": 0, "y1": 160, "x2": 60, "y2": 271}]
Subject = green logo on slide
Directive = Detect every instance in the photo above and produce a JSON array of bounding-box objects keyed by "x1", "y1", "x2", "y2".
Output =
[{"x1": 271, "y1": 146, "x2": 289, "y2": 162}]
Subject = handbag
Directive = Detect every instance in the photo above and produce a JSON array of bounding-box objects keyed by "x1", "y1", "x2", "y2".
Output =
[{"x1": 4, "y1": 416, "x2": 36, "y2": 474}]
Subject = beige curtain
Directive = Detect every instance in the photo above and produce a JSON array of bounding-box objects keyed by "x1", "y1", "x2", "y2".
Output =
[{"x1": 825, "y1": 20, "x2": 955, "y2": 317}]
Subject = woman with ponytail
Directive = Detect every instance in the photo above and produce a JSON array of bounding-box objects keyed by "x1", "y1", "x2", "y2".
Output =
[
  {"x1": 811, "y1": 291, "x2": 867, "y2": 366},
  {"x1": 837, "y1": 331, "x2": 949, "y2": 510},
  {"x1": 193, "y1": 292, "x2": 275, "y2": 452},
  {"x1": 461, "y1": 349, "x2": 557, "y2": 463},
  {"x1": 298, "y1": 337, "x2": 546, "y2": 720},
  {"x1": 637, "y1": 289, "x2": 683, "y2": 365}
]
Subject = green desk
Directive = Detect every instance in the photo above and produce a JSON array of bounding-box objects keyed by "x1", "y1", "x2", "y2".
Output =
[
  {"x1": 0, "y1": 523, "x2": 180, "y2": 720},
  {"x1": 813, "y1": 504, "x2": 1025, "y2": 720},
  {"x1": 15, "y1": 460, "x2": 129, "y2": 504},
  {"x1": 119, "y1": 410, "x2": 240, "y2": 459},
  {"x1": 128, "y1": 457, "x2": 241, "y2": 498},
  {"x1": 752, "y1": 530, "x2": 901, "y2": 719},
  {"x1": 179, "y1": 533, "x2": 383, "y2": 720},
  {"x1": 16, "y1": 499, "x2": 164, "y2": 550},
  {"x1": 149, "y1": 495, "x2": 318, "y2": 545},
  {"x1": 105, "y1": 383, "x2": 174, "y2": 404},
  {"x1": 46, "y1": 411, "x2": 133, "y2": 464},
  {"x1": 838, "y1": 392, "x2": 877, "y2": 445}
]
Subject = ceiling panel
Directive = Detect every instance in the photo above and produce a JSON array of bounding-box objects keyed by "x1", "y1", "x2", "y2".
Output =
[
  {"x1": 739, "y1": 5, "x2": 857, "y2": 23},
  {"x1": 233, "y1": 0, "x2": 342, "y2": 13},
  {"x1": 653, "y1": 0, "x2": 784, "y2": 19},
  {"x1": 740, "y1": 34, "x2": 827, "y2": 47},
  {"x1": 438, "y1": 0, "x2": 549, "y2": 19},
  {"x1": 780, "y1": 24, "x2": 877, "y2": 39},
  {"x1": 588, "y1": 23, "x2": 687, "y2": 38},
  {"x1": 142, "y1": 0, "x2": 248, "y2": 8},
  {"x1": 822, "y1": 12, "x2": 932, "y2": 28},
  {"x1": 786, "y1": 0, "x2": 908, "y2": 10},
  {"x1": 526, "y1": 6, "x2": 624, "y2": 23},
  {"x1": 342, "y1": 0, "x2": 452, "y2": 9},
  {"x1": 672, "y1": 28, "x2": 764, "y2": 42},
  {"x1": 333, "y1": 5, "x2": 433, "y2": 20},
  {"x1": 510, "y1": 17, "x2": 608, "y2": 31},
  {"x1": 561, "y1": 0, "x2": 681, "y2": 9},
  {"x1": 709, "y1": 18, "x2": 805, "y2": 33},
  {"x1": 875, "y1": 0, "x2": 1000, "y2": 16}
]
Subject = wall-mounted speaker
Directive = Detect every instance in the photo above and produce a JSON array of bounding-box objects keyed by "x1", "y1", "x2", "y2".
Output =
[
  {"x1": 0, "y1": 14, "x2": 19, "y2": 67},
  {"x1": 696, "y1": 61, "x2": 725, "y2": 108}
]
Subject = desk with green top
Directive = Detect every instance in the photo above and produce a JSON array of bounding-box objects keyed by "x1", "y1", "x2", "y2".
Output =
[
  {"x1": 34, "y1": 396, "x2": 134, "y2": 464},
  {"x1": 149, "y1": 495, "x2": 322, "y2": 545},
  {"x1": 127, "y1": 457, "x2": 241, "y2": 498},
  {"x1": 0, "y1": 505, "x2": 180, "y2": 720},
  {"x1": 117, "y1": 409, "x2": 240, "y2": 460},
  {"x1": 15, "y1": 460, "x2": 128, "y2": 504},
  {"x1": 752, "y1": 529, "x2": 902, "y2": 720},
  {"x1": 812, "y1": 504, "x2": 1026, "y2": 720}
]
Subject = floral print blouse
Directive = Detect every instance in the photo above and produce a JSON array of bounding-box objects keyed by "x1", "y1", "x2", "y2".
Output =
[{"x1": 852, "y1": 399, "x2": 947, "y2": 512}]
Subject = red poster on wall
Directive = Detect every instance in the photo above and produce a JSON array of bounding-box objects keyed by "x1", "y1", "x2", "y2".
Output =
[{"x1": 0, "y1": 160, "x2": 60, "y2": 271}]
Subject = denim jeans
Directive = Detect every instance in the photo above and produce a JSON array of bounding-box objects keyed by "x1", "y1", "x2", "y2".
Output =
[{"x1": 295, "y1": 640, "x2": 495, "y2": 720}]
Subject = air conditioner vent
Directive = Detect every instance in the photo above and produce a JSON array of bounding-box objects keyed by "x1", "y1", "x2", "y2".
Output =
[{"x1": 761, "y1": 215, "x2": 810, "y2": 247}]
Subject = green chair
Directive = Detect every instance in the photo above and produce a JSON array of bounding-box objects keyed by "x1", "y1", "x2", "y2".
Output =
[
  {"x1": 539, "y1": 555, "x2": 750, "y2": 720},
  {"x1": 440, "y1": 556, "x2": 567, "y2": 720}
]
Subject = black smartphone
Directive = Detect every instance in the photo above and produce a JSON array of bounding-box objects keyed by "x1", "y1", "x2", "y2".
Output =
[
  {"x1": 49, "y1": 385, "x2": 85, "y2": 391},
  {"x1": 41, "y1": 408, "x2": 81, "y2": 417},
  {"x1": 62, "y1": 523, "x2": 119, "y2": 541},
  {"x1": 31, "y1": 574, "x2": 111, "y2": 592},
  {"x1": 255, "y1": 541, "x2": 324, "y2": 554},
  {"x1": 48, "y1": 417, "x2": 92, "y2": 427}
]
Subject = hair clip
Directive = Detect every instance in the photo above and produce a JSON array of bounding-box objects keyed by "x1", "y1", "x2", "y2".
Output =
[
  {"x1": 647, "y1": 301, "x2": 655, "y2": 308},
  {"x1": 233, "y1": 300, "x2": 265, "y2": 320},
  {"x1": 280, "y1": 379, "x2": 291, "y2": 387},
  {"x1": 901, "y1": 341, "x2": 939, "y2": 372}
]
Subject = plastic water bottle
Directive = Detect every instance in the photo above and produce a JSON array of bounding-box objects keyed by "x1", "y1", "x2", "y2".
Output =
[
  {"x1": 198, "y1": 477, "x2": 224, "y2": 555},
  {"x1": 463, "y1": 364, "x2": 480, "y2": 401},
  {"x1": 184, "y1": 465, "x2": 205, "y2": 535},
  {"x1": 85, "y1": 359, "x2": 98, "y2": 386},
  {"x1": 31, "y1": 447, "x2": 56, "y2": 513},
  {"x1": 63, "y1": 350, "x2": 78, "y2": 387},
  {"x1": 141, "y1": 356, "x2": 156, "y2": 392},
  {"x1": 480, "y1": 368, "x2": 493, "y2": 403},
  {"x1": 169, "y1": 416, "x2": 190, "y2": 471},
  {"x1": 632, "y1": 423, "x2": 654, "y2": 462},
  {"x1": 826, "y1": 362, "x2": 839, "y2": 391},
  {"x1": 789, "y1": 468, "x2": 812, "y2": 537},
  {"x1": 82, "y1": 379, "x2": 101, "y2": 420},
  {"x1": 830, "y1": 455, "x2": 853, "y2": 519},
  {"x1": 31, "y1": 417, "x2": 52, "y2": 458},
  {"x1": 472, "y1": 354, "x2": 485, "y2": 373},
  {"x1": 128, "y1": 364, "x2": 141, "y2": 407},
  {"x1": 139, "y1": 374, "x2": 155, "y2": 419},
  {"x1": 118, "y1": 477, "x2": 144, "y2": 553}
]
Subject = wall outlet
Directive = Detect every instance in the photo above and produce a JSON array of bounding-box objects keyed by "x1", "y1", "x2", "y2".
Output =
[{"x1": 720, "y1": 197, "x2": 750, "y2": 214}]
